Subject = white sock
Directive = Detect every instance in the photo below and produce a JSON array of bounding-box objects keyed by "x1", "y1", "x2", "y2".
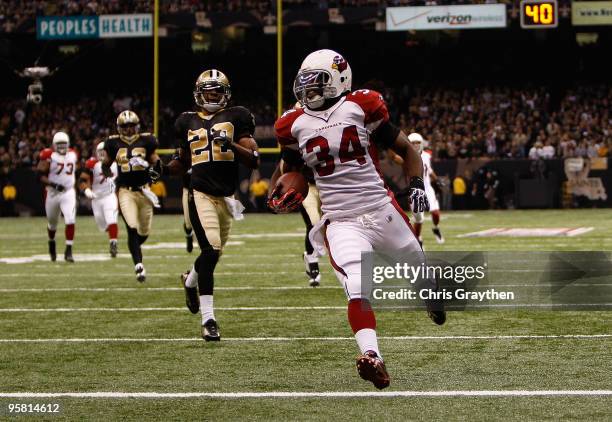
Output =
[
  {"x1": 185, "y1": 266, "x2": 198, "y2": 288},
  {"x1": 355, "y1": 328, "x2": 382, "y2": 359},
  {"x1": 65, "y1": 240, "x2": 73, "y2": 246},
  {"x1": 200, "y1": 295, "x2": 215, "y2": 323}
]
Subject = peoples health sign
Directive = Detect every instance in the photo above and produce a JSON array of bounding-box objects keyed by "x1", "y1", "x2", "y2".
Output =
[
  {"x1": 386, "y1": 4, "x2": 507, "y2": 31},
  {"x1": 37, "y1": 14, "x2": 152, "y2": 40}
]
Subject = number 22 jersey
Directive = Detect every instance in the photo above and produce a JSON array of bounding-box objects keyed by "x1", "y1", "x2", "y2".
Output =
[{"x1": 175, "y1": 106, "x2": 255, "y2": 197}]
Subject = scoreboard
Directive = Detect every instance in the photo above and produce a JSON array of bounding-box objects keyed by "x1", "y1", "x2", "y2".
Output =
[{"x1": 520, "y1": 0, "x2": 558, "y2": 29}]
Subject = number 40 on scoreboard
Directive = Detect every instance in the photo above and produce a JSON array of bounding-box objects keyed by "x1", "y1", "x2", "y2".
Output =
[{"x1": 520, "y1": 0, "x2": 558, "y2": 29}]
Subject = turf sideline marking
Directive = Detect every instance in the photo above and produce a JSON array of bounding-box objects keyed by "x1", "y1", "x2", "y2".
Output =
[
  {"x1": 0, "y1": 390, "x2": 610, "y2": 398},
  {"x1": 0, "y1": 334, "x2": 609, "y2": 343}
]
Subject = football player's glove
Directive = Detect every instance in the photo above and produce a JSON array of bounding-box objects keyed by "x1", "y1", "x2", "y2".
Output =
[
  {"x1": 148, "y1": 160, "x2": 163, "y2": 182},
  {"x1": 409, "y1": 176, "x2": 429, "y2": 214},
  {"x1": 50, "y1": 183, "x2": 65, "y2": 192},
  {"x1": 267, "y1": 185, "x2": 303, "y2": 214},
  {"x1": 84, "y1": 188, "x2": 96, "y2": 199},
  {"x1": 129, "y1": 156, "x2": 149, "y2": 169},
  {"x1": 211, "y1": 130, "x2": 231, "y2": 149}
]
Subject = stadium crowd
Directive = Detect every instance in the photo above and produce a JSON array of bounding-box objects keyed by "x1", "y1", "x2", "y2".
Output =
[{"x1": 1, "y1": 84, "x2": 610, "y2": 176}]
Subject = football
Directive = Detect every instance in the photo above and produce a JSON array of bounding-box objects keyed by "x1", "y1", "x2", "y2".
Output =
[{"x1": 275, "y1": 171, "x2": 309, "y2": 199}]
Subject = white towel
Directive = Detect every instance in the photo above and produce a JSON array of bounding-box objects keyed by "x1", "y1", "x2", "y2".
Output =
[{"x1": 224, "y1": 197, "x2": 245, "y2": 220}]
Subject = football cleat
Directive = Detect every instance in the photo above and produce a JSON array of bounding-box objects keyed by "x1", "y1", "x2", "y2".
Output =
[
  {"x1": 110, "y1": 240, "x2": 118, "y2": 258},
  {"x1": 418, "y1": 236, "x2": 424, "y2": 251},
  {"x1": 427, "y1": 310, "x2": 446, "y2": 326},
  {"x1": 135, "y1": 263, "x2": 146, "y2": 283},
  {"x1": 64, "y1": 245, "x2": 74, "y2": 263},
  {"x1": 181, "y1": 271, "x2": 199, "y2": 314},
  {"x1": 186, "y1": 234, "x2": 193, "y2": 253},
  {"x1": 202, "y1": 319, "x2": 220, "y2": 342},
  {"x1": 48, "y1": 240, "x2": 56, "y2": 262},
  {"x1": 432, "y1": 227, "x2": 445, "y2": 244},
  {"x1": 356, "y1": 351, "x2": 390, "y2": 390},
  {"x1": 303, "y1": 252, "x2": 321, "y2": 287}
]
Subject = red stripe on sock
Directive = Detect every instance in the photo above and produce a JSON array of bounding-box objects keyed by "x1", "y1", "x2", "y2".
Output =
[
  {"x1": 348, "y1": 299, "x2": 376, "y2": 334},
  {"x1": 108, "y1": 224, "x2": 118, "y2": 240},
  {"x1": 65, "y1": 224, "x2": 75, "y2": 241},
  {"x1": 323, "y1": 221, "x2": 347, "y2": 277}
]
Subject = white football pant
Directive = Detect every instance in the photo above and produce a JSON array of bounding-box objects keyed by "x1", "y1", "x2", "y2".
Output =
[
  {"x1": 92, "y1": 194, "x2": 118, "y2": 231},
  {"x1": 325, "y1": 201, "x2": 422, "y2": 300},
  {"x1": 45, "y1": 188, "x2": 76, "y2": 230}
]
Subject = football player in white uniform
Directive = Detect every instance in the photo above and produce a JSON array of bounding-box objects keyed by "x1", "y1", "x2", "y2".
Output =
[
  {"x1": 408, "y1": 133, "x2": 444, "y2": 245},
  {"x1": 80, "y1": 142, "x2": 119, "y2": 257},
  {"x1": 37, "y1": 131, "x2": 78, "y2": 262},
  {"x1": 269, "y1": 49, "x2": 444, "y2": 389}
]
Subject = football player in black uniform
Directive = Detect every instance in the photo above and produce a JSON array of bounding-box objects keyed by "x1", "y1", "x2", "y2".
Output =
[
  {"x1": 101, "y1": 110, "x2": 160, "y2": 282},
  {"x1": 166, "y1": 69, "x2": 259, "y2": 341}
]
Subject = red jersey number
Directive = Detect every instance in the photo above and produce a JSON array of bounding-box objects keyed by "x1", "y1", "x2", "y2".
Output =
[{"x1": 305, "y1": 125, "x2": 366, "y2": 177}]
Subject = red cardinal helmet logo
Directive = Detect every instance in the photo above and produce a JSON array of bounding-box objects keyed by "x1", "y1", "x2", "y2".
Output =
[{"x1": 331, "y1": 55, "x2": 348, "y2": 73}]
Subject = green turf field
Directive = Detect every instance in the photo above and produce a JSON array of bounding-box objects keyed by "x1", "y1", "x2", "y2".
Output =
[{"x1": 0, "y1": 210, "x2": 610, "y2": 421}]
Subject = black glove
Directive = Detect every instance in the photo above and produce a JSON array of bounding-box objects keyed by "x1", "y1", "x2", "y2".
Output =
[
  {"x1": 211, "y1": 130, "x2": 232, "y2": 149},
  {"x1": 148, "y1": 160, "x2": 163, "y2": 182},
  {"x1": 409, "y1": 176, "x2": 429, "y2": 213},
  {"x1": 50, "y1": 183, "x2": 65, "y2": 192}
]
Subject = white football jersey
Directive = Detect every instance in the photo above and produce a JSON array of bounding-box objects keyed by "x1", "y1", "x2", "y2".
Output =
[
  {"x1": 421, "y1": 150, "x2": 433, "y2": 190},
  {"x1": 86, "y1": 158, "x2": 117, "y2": 196},
  {"x1": 40, "y1": 148, "x2": 78, "y2": 191},
  {"x1": 276, "y1": 89, "x2": 392, "y2": 214}
]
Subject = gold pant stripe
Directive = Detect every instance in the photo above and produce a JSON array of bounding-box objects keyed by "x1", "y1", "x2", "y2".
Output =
[
  {"x1": 302, "y1": 183, "x2": 321, "y2": 225},
  {"x1": 182, "y1": 188, "x2": 192, "y2": 230}
]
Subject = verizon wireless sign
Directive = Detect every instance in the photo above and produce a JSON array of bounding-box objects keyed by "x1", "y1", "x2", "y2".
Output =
[{"x1": 386, "y1": 4, "x2": 507, "y2": 31}]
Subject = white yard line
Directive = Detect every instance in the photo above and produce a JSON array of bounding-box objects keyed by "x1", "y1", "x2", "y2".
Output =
[
  {"x1": 0, "y1": 286, "x2": 342, "y2": 292},
  {"x1": 1, "y1": 303, "x2": 610, "y2": 312},
  {"x1": 0, "y1": 306, "x2": 346, "y2": 312},
  {"x1": 0, "y1": 271, "x2": 295, "y2": 277},
  {"x1": 0, "y1": 390, "x2": 610, "y2": 398},
  {"x1": 0, "y1": 334, "x2": 609, "y2": 343}
]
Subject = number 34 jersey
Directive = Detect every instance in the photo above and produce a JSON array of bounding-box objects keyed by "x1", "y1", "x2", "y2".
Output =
[
  {"x1": 175, "y1": 106, "x2": 255, "y2": 197},
  {"x1": 275, "y1": 89, "x2": 393, "y2": 214},
  {"x1": 104, "y1": 133, "x2": 158, "y2": 189}
]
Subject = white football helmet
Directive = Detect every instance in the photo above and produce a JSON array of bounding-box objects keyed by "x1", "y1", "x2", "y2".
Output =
[
  {"x1": 96, "y1": 142, "x2": 106, "y2": 161},
  {"x1": 293, "y1": 49, "x2": 352, "y2": 110},
  {"x1": 408, "y1": 132, "x2": 426, "y2": 154},
  {"x1": 52, "y1": 131, "x2": 69, "y2": 155}
]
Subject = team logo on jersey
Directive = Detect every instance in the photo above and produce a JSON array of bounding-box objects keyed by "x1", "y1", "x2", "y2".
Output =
[{"x1": 331, "y1": 55, "x2": 348, "y2": 73}]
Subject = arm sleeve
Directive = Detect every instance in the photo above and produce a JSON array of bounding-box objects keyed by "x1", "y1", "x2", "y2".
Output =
[
  {"x1": 371, "y1": 120, "x2": 400, "y2": 149},
  {"x1": 280, "y1": 147, "x2": 304, "y2": 167}
]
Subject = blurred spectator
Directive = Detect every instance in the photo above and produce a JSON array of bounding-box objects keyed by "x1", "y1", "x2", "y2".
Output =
[
  {"x1": 249, "y1": 173, "x2": 269, "y2": 212},
  {"x1": 1, "y1": 181, "x2": 17, "y2": 216}
]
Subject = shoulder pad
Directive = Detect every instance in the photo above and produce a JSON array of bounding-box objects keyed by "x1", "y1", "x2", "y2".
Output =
[
  {"x1": 275, "y1": 108, "x2": 304, "y2": 146},
  {"x1": 39, "y1": 148, "x2": 53, "y2": 160}
]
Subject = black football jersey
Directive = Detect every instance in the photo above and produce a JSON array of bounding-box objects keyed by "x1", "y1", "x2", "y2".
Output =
[
  {"x1": 104, "y1": 133, "x2": 158, "y2": 188},
  {"x1": 175, "y1": 106, "x2": 255, "y2": 197}
]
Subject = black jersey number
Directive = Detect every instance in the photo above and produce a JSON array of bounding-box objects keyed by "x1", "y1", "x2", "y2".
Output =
[{"x1": 188, "y1": 122, "x2": 235, "y2": 166}]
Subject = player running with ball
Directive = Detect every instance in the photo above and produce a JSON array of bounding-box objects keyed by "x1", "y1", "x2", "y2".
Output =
[{"x1": 269, "y1": 49, "x2": 445, "y2": 389}]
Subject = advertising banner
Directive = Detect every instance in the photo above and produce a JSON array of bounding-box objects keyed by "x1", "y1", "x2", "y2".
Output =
[
  {"x1": 572, "y1": 1, "x2": 612, "y2": 25},
  {"x1": 37, "y1": 14, "x2": 152, "y2": 40},
  {"x1": 37, "y1": 16, "x2": 98, "y2": 40},
  {"x1": 386, "y1": 4, "x2": 507, "y2": 31}
]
